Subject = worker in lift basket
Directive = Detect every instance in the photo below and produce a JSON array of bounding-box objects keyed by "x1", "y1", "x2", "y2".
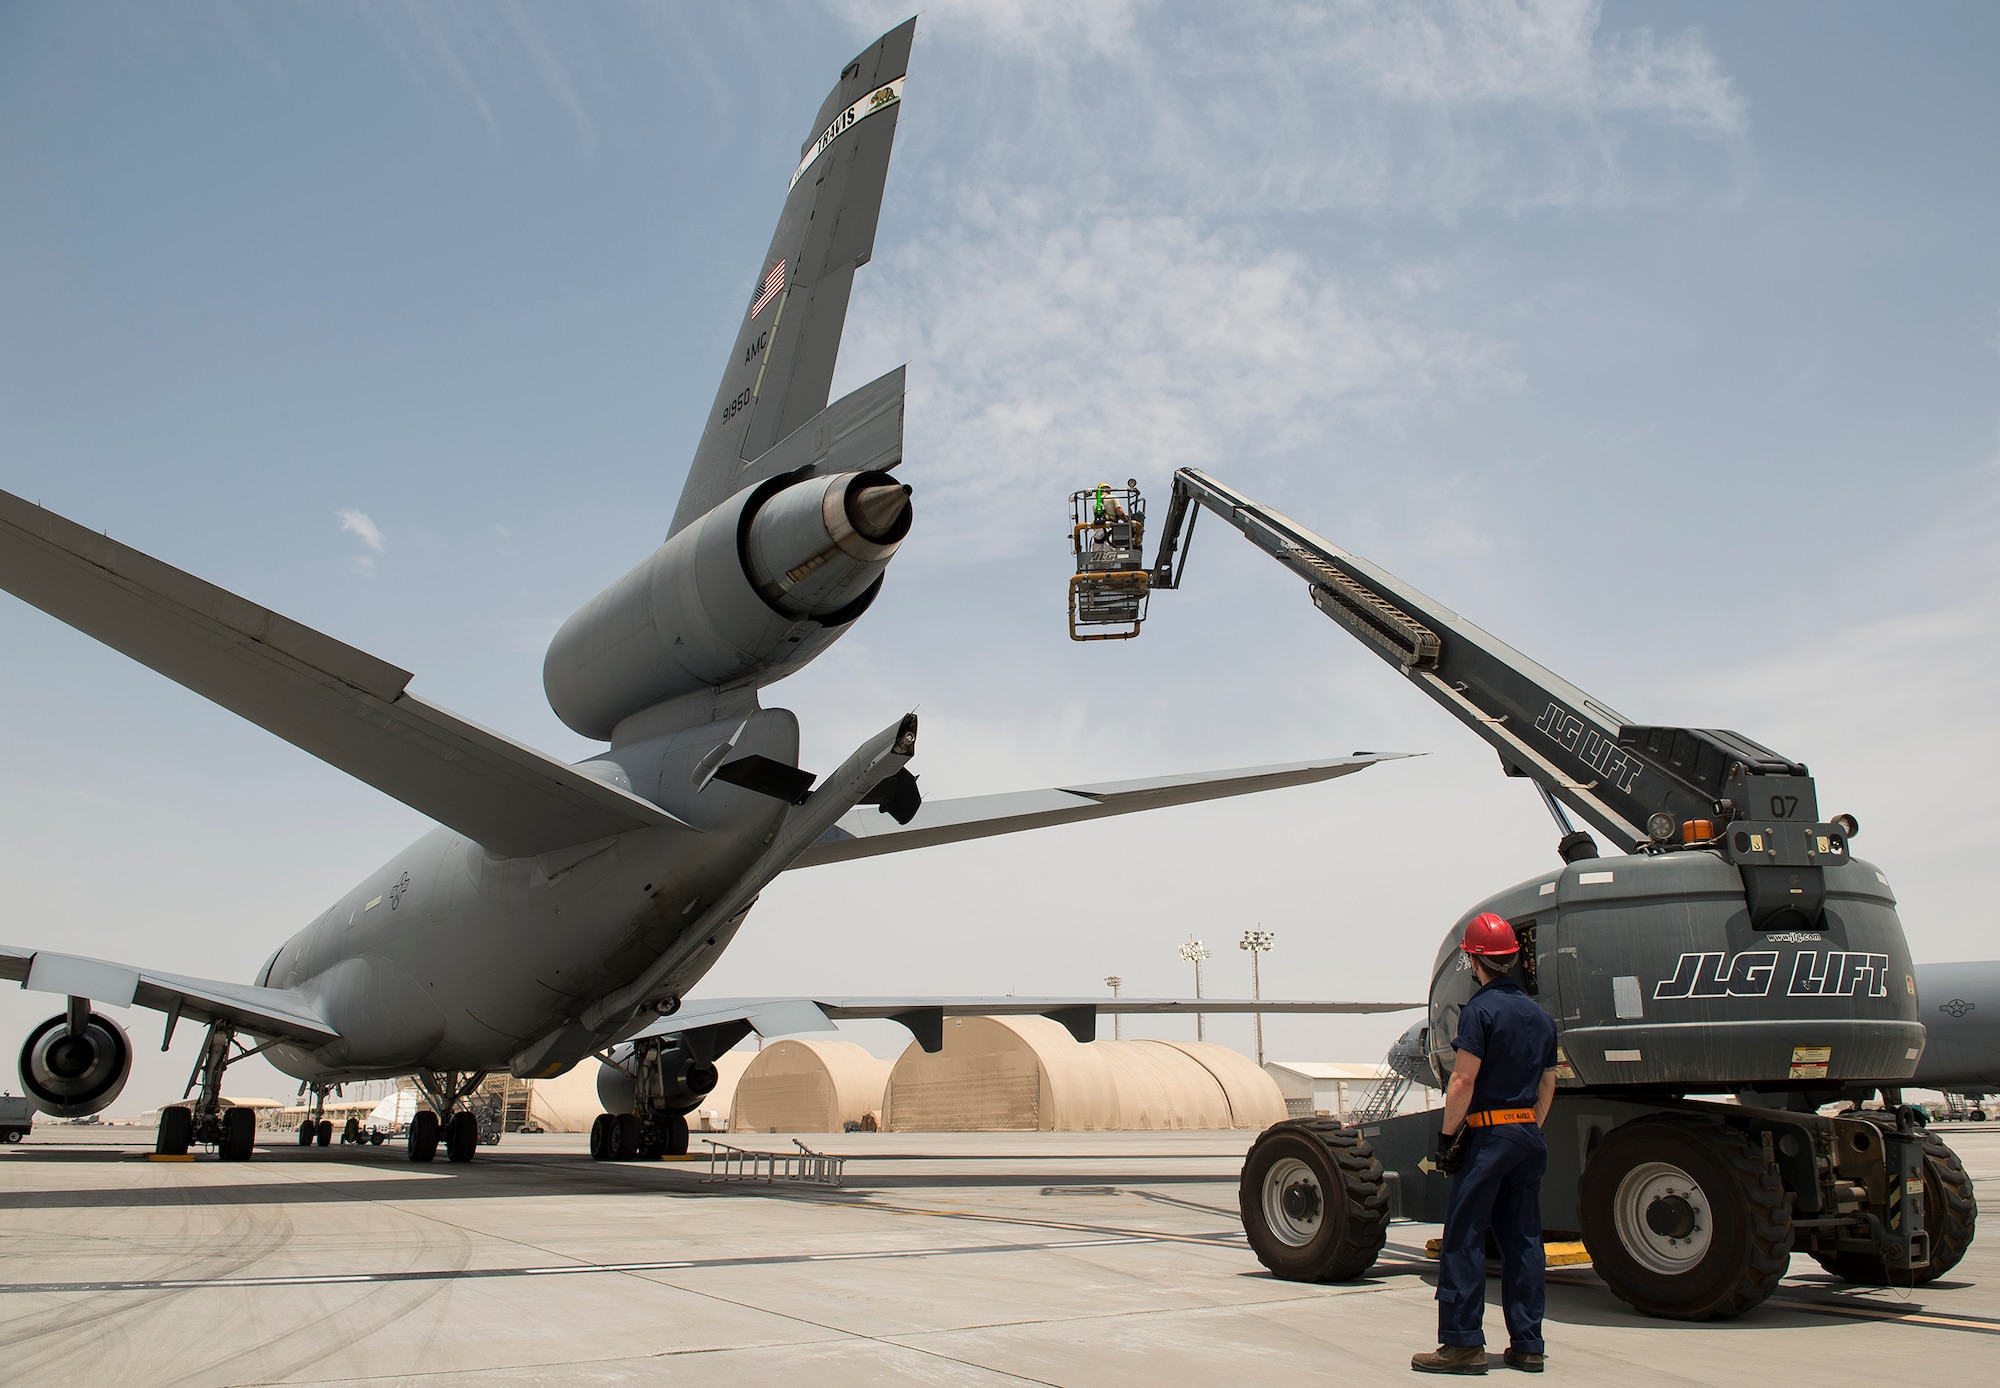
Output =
[{"x1": 1412, "y1": 913, "x2": 1561, "y2": 1377}]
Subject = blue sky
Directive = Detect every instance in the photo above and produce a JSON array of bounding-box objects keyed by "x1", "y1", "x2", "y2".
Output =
[{"x1": 2, "y1": 2, "x2": 1996, "y2": 1112}]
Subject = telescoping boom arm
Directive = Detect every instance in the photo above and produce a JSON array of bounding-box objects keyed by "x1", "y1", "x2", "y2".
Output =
[{"x1": 1145, "y1": 468, "x2": 1856, "y2": 925}]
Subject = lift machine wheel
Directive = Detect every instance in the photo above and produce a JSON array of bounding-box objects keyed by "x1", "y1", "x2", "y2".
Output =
[
  {"x1": 1239, "y1": 1119, "x2": 1390, "y2": 1282},
  {"x1": 1578, "y1": 1117, "x2": 1791, "y2": 1319},
  {"x1": 1814, "y1": 1128, "x2": 1978, "y2": 1285}
]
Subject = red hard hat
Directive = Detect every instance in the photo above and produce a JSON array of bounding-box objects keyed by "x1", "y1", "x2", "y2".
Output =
[{"x1": 1460, "y1": 912, "x2": 1519, "y2": 956}]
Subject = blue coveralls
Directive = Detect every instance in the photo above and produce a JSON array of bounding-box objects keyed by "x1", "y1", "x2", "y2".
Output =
[{"x1": 1437, "y1": 975, "x2": 1560, "y2": 1354}]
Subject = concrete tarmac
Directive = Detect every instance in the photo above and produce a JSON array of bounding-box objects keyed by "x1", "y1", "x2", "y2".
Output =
[{"x1": 2, "y1": 1123, "x2": 1993, "y2": 1385}]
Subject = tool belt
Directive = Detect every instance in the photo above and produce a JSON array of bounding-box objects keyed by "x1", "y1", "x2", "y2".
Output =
[{"x1": 1464, "y1": 1107, "x2": 1536, "y2": 1128}]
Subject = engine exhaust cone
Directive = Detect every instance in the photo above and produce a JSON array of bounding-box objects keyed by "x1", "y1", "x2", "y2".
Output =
[{"x1": 849, "y1": 481, "x2": 912, "y2": 541}]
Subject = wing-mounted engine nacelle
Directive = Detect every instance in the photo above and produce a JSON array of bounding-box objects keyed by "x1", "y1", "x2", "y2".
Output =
[
  {"x1": 545, "y1": 469, "x2": 914, "y2": 741},
  {"x1": 597, "y1": 1037, "x2": 722, "y2": 1117},
  {"x1": 19, "y1": 1006, "x2": 133, "y2": 1118}
]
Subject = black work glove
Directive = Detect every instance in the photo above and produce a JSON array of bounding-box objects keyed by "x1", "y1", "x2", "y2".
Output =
[{"x1": 1436, "y1": 1126, "x2": 1467, "y2": 1176}]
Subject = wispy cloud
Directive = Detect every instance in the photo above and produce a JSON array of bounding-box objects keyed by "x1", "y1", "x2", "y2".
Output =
[
  {"x1": 839, "y1": 0, "x2": 1750, "y2": 217},
  {"x1": 336, "y1": 508, "x2": 386, "y2": 573},
  {"x1": 358, "y1": 0, "x2": 603, "y2": 152},
  {"x1": 840, "y1": 192, "x2": 1516, "y2": 554}
]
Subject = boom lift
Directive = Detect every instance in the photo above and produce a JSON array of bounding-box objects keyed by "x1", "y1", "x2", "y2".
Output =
[{"x1": 1091, "y1": 466, "x2": 1976, "y2": 1320}]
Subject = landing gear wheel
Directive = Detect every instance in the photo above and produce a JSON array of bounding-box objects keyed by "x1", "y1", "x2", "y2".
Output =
[
  {"x1": 1813, "y1": 1131, "x2": 1978, "y2": 1285},
  {"x1": 297, "y1": 1118, "x2": 315, "y2": 1146},
  {"x1": 663, "y1": 1111, "x2": 690, "y2": 1157},
  {"x1": 446, "y1": 1111, "x2": 479, "y2": 1163},
  {"x1": 614, "y1": 1113, "x2": 641, "y2": 1161},
  {"x1": 1238, "y1": 1119, "x2": 1390, "y2": 1281},
  {"x1": 1580, "y1": 1118, "x2": 1790, "y2": 1320},
  {"x1": 407, "y1": 1110, "x2": 440, "y2": 1163},
  {"x1": 588, "y1": 1112, "x2": 615, "y2": 1160},
  {"x1": 316, "y1": 1119, "x2": 333, "y2": 1147},
  {"x1": 156, "y1": 1105, "x2": 193, "y2": 1156},
  {"x1": 220, "y1": 1105, "x2": 256, "y2": 1162}
]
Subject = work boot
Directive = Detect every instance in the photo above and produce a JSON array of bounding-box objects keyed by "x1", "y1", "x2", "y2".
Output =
[
  {"x1": 1503, "y1": 1349, "x2": 1544, "y2": 1373},
  {"x1": 1411, "y1": 1345, "x2": 1488, "y2": 1375}
]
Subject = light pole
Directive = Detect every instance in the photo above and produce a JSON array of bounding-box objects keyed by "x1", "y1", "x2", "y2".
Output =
[
  {"x1": 1104, "y1": 975, "x2": 1123, "y2": 1040},
  {"x1": 1240, "y1": 928, "x2": 1275, "y2": 1067},
  {"x1": 1178, "y1": 937, "x2": 1210, "y2": 1041}
]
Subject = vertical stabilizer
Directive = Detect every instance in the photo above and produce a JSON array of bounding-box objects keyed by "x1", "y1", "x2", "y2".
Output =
[{"x1": 669, "y1": 20, "x2": 914, "y2": 536}]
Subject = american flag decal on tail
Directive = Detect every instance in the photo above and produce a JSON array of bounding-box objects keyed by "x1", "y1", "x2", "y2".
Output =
[{"x1": 751, "y1": 260, "x2": 786, "y2": 318}]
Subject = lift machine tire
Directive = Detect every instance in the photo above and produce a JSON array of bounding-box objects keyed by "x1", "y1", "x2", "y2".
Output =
[
  {"x1": 1239, "y1": 1119, "x2": 1391, "y2": 1282},
  {"x1": 1577, "y1": 1116, "x2": 1791, "y2": 1320},
  {"x1": 1812, "y1": 1128, "x2": 1978, "y2": 1286}
]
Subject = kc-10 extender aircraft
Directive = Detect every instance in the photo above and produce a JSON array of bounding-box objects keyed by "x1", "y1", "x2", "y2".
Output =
[{"x1": 0, "y1": 20, "x2": 1412, "y2": 1163}]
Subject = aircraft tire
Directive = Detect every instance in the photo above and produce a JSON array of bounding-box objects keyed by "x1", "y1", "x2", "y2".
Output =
[
  {"x1": 408, "y1": 1110, "x2": 440, "y2": 1163},
  {"x1": 588, "y1": 1112, "x2": 614, "y2": 1160},
  {"x1": 316, "y1": 1119, "x2": 333, "y2": 1147},
  {"x1": 1238, "y1": 1119, "x2": 1389, "y2": 1282},
  {"x1": 156, "y1": 1105, "x2": 193, "y2": 1157},
  {"x1": 446, "y1": 1111, "x2": 479, "y2": 1163},
  {"x1": 614, "y1": 1113, "x2": 641, "y2": 1161},
  {"x1": 220, "y1": 1106, "x2": 256, "y2": 1162},
  {"x1": 297, "y1": 1119, "x2": 314, "y2": 1146},
  {"x1": 1813, "y1": 1131, "x2": 1977, "y2": 1285},
  {"x1": 1579, "y1": 1117, "x2": 1789, "y2": 1320},
  {"x1": 664, "y1": 1111, "x2": 690, "y2": 1156}
]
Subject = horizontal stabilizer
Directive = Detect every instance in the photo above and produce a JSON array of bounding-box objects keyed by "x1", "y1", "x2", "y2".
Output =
[
  {"x1": 1, "y1": 945, "x2": 338, "y2": 1046},
  {"x1": 0, "y1": 489, "x2": 687, "y2": 858},
  {"x1": 790, "y1": 754, "x2": 1403, "y2": 868}
]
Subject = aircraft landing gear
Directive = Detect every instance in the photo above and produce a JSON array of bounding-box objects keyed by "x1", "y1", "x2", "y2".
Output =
[
  {"x1": 590, "y1": 1108, "x2": 694, "y2": 1161},
  {"x1": 157, "y1": 1023, "x2": 273, "y2": 1160},
  {"x1": 407, "y1": 1110, "x2": 440, "y2": 1162},
  {"x1": 446, "y1": 1112, "x2": 479, "y2": 1163},
  {"x1": 406, "y1": 1070, "x2": 489, "y2": 1164}
]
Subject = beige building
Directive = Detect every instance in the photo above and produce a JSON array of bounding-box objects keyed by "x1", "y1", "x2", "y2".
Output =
[
  {"x1": 732, "y1": 1039, "x2": 891, "y2": 1134},
  {"x1": 881, "y1": 1014, "x2": 1285, "y2": 1131}
]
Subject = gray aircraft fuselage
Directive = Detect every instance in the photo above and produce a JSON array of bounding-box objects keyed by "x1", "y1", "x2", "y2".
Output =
[
  {"x1": 1915, "y1": 960, "x2": 2000, "y2": 1097},
  {"x1": 259, "y1": 707, "x2": 799, "y2": 1085}
]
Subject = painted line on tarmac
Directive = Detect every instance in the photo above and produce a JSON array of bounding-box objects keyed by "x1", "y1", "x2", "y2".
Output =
[
  {"x1": 1763, "y1": 1294, "x2": 2000, "y2": 1337},
  {"x1": 0, "y1": 1235, "x2": 1160, "y2": 1296},
  {"x1": 1543, "y1": 1270, "x2": 2000, "y2": 1337}
]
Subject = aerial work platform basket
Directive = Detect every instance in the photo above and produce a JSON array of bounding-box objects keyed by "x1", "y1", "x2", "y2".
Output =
[{"x1": 1068, "y1": 481, "x2": 1149, "y2": 641}]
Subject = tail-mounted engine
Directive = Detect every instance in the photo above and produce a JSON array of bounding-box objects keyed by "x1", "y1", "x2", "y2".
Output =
[
  {"x1": 19, "y1": 1006, "x2": 132, "y2": 1118},
  {"x1": 545, "y1": 469, "x2": 913, "y2": 741}
]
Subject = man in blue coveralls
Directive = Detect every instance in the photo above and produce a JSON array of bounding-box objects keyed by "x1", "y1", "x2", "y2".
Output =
[{"x1": 1413, "y1": 913, "x2": 1561, "y2": 1375}]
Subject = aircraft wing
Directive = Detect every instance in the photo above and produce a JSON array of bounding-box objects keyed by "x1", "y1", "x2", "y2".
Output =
[
  {"x1": 634, "y1": 993, "x2": 1423, "y2": 1054},
  {"x1": 0, "y1": 489, "x2": 686, "y2": 858},
  {"x1": 789, "y1": 754, "x2": 1403, "y2": 868},
  {"x1": 0, "y1": 945, "x2": 339, "y2": 1047}
]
